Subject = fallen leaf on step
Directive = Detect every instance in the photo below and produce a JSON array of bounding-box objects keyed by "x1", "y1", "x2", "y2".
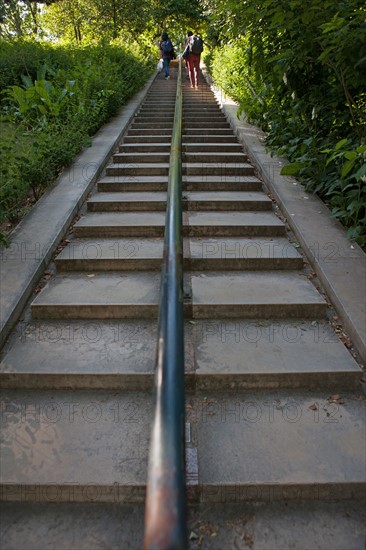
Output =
[
  {"x1": 244, "y1": 532, "x2": 254, "y2": 548},
  {"x1": 309, "y1": 403, "x2": 318, "y2": 411},
  {"x1": 339, "y1": 334, "x2": 352, "y2": 348},
  {"x1": 327, "y1": 394, "x2": 345, "y2": 405}
]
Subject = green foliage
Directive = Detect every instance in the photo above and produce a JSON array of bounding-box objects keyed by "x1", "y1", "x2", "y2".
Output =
[
  {"x1": 206, "y1": 0, "x2": 366, "y2": 244},
  {"x1": 2, "y1": 68, "x2": 76, "y2": 127},
  {"x1": 0, "y1": 40, "x2": 154, "y2": 242},
  {"x1": 1, "y1": 0, "x2": 204, "y2": 48},
  {"x1": 0, "y1": 40, "x2": 73, "y2": 90},
  {"x1": 319, "y1": 140, "x2": 366, "y2": 243}
]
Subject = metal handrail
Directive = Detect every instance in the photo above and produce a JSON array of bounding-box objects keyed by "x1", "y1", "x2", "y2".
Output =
[{"x1": 143, "y1": 59, "x2": 186, "y2": 549}]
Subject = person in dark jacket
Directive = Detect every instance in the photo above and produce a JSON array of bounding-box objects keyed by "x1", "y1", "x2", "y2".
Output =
[{"x1": 159, "y1": 32, "x2": 175, "y2": 80}]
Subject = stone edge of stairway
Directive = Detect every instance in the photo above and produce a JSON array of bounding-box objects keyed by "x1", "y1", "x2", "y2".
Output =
[
  {"x1": 0, "y1": 73, "x2": 159, "y2": 349},
  {"x1": 203, "y1": 68, "x2": 366, "y2": 366}
]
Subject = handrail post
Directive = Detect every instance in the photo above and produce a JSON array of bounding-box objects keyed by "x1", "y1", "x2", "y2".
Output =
[{"x1": 143, "y1": 60, "x2": 186, "y2": 549}]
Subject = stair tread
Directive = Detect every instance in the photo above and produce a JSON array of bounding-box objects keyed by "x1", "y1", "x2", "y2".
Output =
[
  {"x1": 0, "y1": 319, "x2": 157, "y2": 378},
  {"x1": 98, "y1": 175, "x2": 261, "y2": 183},
  {"x1": 87, "y1": 191, "x2": 271, "y2": 204},
  {"x1": 55, "y1": 237, "x2": 299, "y2": 261},
  {"x1": 1, "y1": 501, "x2": 364, "y2": 549},
  {"x1": 0, "y1": 319, "x2": 360, "y2": 385},
  {"x1": 30, "y1": 271, "x2": 325, "y2": 310},
  {"x1": 31, "y1": 272, "x2": 161, "y2": 307},
  {"x1": 191, "y1": 271, "x2": 326, "y2": 307},
  {"x1": 1, "y1": 389, "x2": 364, "y2": 488},
  {"x1": 107, "y1": 162, "x2": 253, "y2": 169},
  {"x1": 193, "y1": 318, "x2": 360, "y2": 377},
  {"x1": 195, "y1": 389, "x2": 366, "y2": 485},
  {"x1": 75, "y1": 211, "x2": 283, "y2": 227},
  {"x1": 0, "y1": 389, "x2": 151, "y2": 485}
]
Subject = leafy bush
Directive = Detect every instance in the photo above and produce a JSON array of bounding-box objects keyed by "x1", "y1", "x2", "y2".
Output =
[
  {"x1": 0, "y1": 40, "x2": 154, "y2": 243},
  {"x1": 0, "y1": 40, "x2": 74, "y2": 90},
  {"x1": 206, "y1": 0, "x2": 366, "y2": 245}
]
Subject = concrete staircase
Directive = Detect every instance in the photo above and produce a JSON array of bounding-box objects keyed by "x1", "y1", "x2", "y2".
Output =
[{"x1": 1, "y1": 66, "x2": 365, "y2": 549}]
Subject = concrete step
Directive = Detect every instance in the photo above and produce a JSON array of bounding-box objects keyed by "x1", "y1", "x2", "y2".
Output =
[
  {"x1": 183, "y1": 176, "x2": 262, "y2": 192},
  {"x1": 182, "y1": 134, "x2": 237, "y2": 143},
  {"x1": 186, "y1": 502, "x2": 366, "y2": 549},
  {"x1": 190, "y1": 271, "x2": 327, "y2": 318},
  {"x1": 143, "y1": 96, "x2": 176, "y2": 100},
  {"x1": 183, "y1": 122, "x2": 231, "y2": 129},
  {"x1": 184, "y1": 162, "x2": 255, "y2": 176},
  {"x1": 127, "y1": 129, "x2": 173, "y2": 136},
  {"x1": 97, "y1": 175, "x2": 262, "y2": 193},
  {"x1": 0, "y1": 319, "x2": 158, "y2": 389},
  {"x1": 134, "y1": 111, "x2": 175, "y2": 117},
  {"x1": 187, "y1": 236, "x2": 303, "y2": 269},
  {"x1": 194, "y1": 389, "x2": 366, "y2": 500},
  {"x1": 183, "y1": 93, "x2": 217, "y2": 98},
  {"x1": 130, "y1": 122, "x2": 174, "y2": 129},
  {"x1": 87, "y1": 192, "x2": 167, "y2": 211},
  {"x1": 1, "y1": 318, "x2": 360, "y2": 391},
  {"x1": 55, "y1": 238, "x2": 164, "y2": 270},
  {"x1": 113, "y1": 151, "x2": 248, "y2": 167},
  {"x1": 183, "y1": 106, "x2": 222, "y2": 111},
  {"x1": 53, "y1": 237, "x2": 302, "y2": 272},
  {"x1": 183, "y1": 143, "x2": 243, "y2": 152},
  {"x1": 135, "y1": 116, "x2": 174, "y2": 122},
  {"x1": 0, "y1": 389, "x2": 151, "y2": 500},
  {"x1": 119, "y1": 143, "x2": 171, "y2": 153},
  {"x1": 1, "y1": 389, "x2": 364, "y2": 502},
  {"x1": 106, "y1": 162, "x2": 256, "y2": 177},
  {"x1": 183, "y1": 190, "x2": 272, "y2": 211},
  {"x1": 183, "y1": 96, "x2": 218, "y2": 102},
  {"x1": 98, "y1": 176, "x2": 169, "y2": 192},
  {"x1": 73, "y1": 212, "x2": 166, "y2": 237},
  {"x1": 30, "y1": 270, "x2": 326, "y2": 320},
  {"x1": 192, "y1": 318, "x2": 361, "y2": 390},
  {"x1": 139, "y1": 105, "x2": 176, "y2": 111},
  {"x1": 113, "y1": 152, "x2": 171, "y2": 164},
  {"x1": 73, "y1": 211, "x2": 285, "y2": 238},
  {"x1": 31, "y1": 272, "x2": 161, "y2": 319},
  {"x1": 123, "y1": 134, "x2": 173, "y2": 143},
  {"x1": 1, "y1": 501, "x2": 364, "y2": 549},
  {"x1": 141, "y1": 103, "x2": 175, "y2": 109},
  {"x1": 106, "y1": 163, "x2": 169, "y2": 176},
  {"x1": 183, "y1": 116, "x2": 227, "y2": 122},
  {"x1": 118, "y1": 143, "x2": 245, "y2": 153},
  {"x1": 184, "y1": 129, "x2": 234, "y2": 135},
  {"x1": 86, "y1": 191, "x2": 272, "y2": 212},
  {"x1": 184, "y1": 152, "x2": 248, "y2": 163}
]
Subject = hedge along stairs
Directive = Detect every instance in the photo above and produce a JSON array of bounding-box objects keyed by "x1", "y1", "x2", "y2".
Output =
[{"x1": 0, "y1": 62, "x2": 365, "y2": 548}]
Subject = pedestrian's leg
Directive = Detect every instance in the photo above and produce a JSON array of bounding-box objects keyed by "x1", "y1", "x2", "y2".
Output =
[
  {"x1": 194, "y1": 56, "x2": 200, "y2": 87},
  {"x1": 187, "y1": 58, "x2": 195, "y2": 88},
  {"x1": 163, "y1": 57, "x2": 170, "y2": 78}
]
